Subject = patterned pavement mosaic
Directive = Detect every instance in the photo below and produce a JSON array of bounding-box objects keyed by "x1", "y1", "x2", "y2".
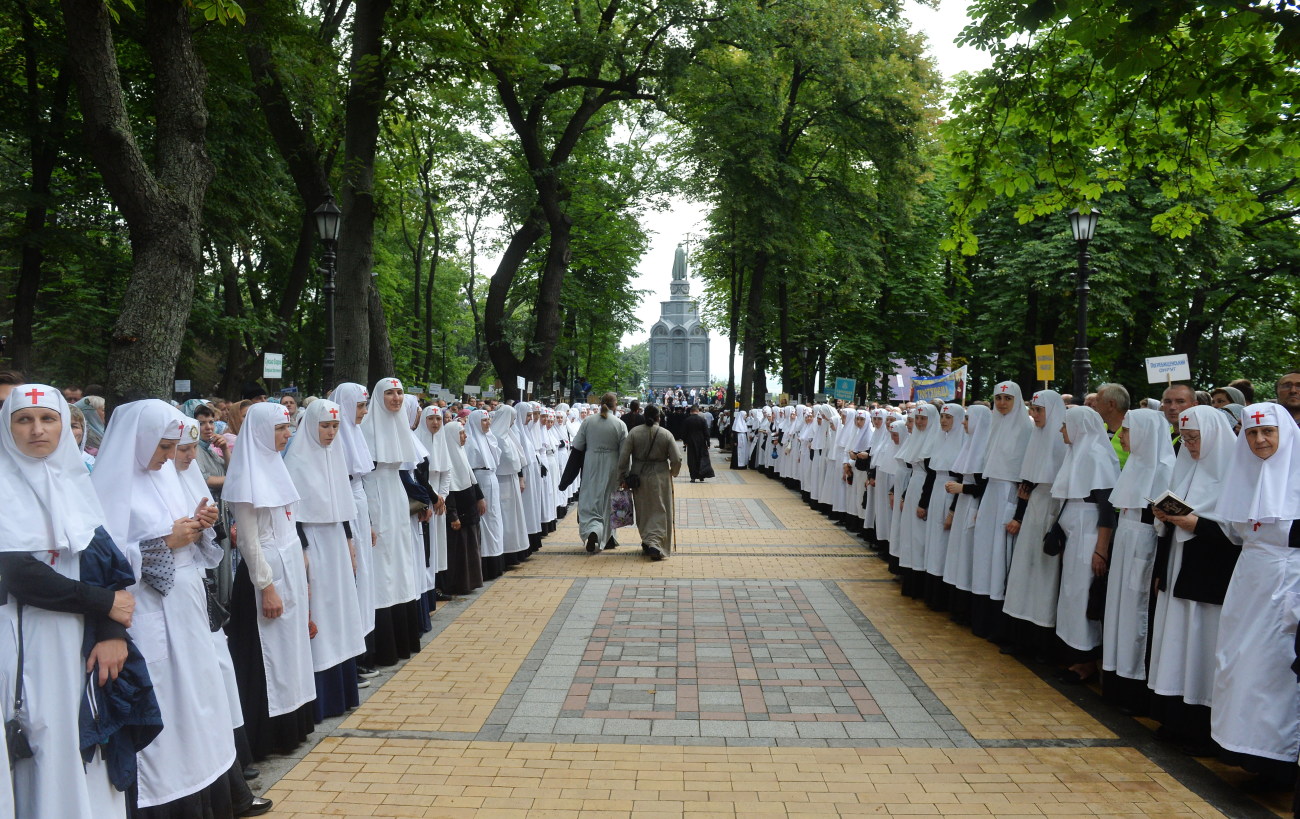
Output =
[{"x1": 259, "y1": 447, "x2": 1288, "y2": 818}]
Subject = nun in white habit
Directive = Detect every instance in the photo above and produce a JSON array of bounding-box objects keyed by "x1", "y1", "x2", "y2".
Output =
[
  {"x1": 516, "y1": 404, "x2": 546, "y2": 549},
  {"x1": 922, "y1": 403, "x2": 965, "y2": 609},
  {"x1": 1210, "y1": 402, "x2": 1300, "y2": 777},
  {"x1": 943, "y1": 404, "x2": 992, "y2": 623},
  {"x1": 490, "y1": 404, "x2": 532, "y2": 565},
  {"x1": 467, "y1": 408, "x2": 505, "y2": 580},
  {"x1": 873, "y1": 418, "x2": 908, "y2": 559},
  {"x1": 329, "y1": 382, "x2": 376, "y2": 641},
  {"x1": 1051, "y1": 405, "x2": 1120, "y2": 682},
  {"x1": 359, "y1": 378, "x2": 423, "y2": 666},
  {"x1": 732, "y1": 406, "x2": 750, "y2": 469},
  {"x1": 882, "y1": 419, "x2": 913, "y2": 571},
  {"x1": 970, "y1": 381, "x2": 1032, "y2": 640},
  {"x1": 1002, "y1": 389, "x2": 1068, "y2": 650},
  {"x1": 223, "y1": 401, "x2": 316, "y2": 758},
  {"x1": 1101, "y1": 407, "x2": 1174, "y2": 707},
  {"x1": 0, "y1": 386, "x2": 132, "y2": 819},
  {"x1": 283, "y1": 398, "x2": 367, "y2": 720},
  {"x1": 414, "y1": 406, "x2": 451, "y2": 590},
  {"x1": 1146, "y1": 405, "x2": 1238, "y2": 751},
  {"x1": 896, "y1": 403, "x2": 939, "y2": 598},
  {"x1": 442, "y1": 420, "x2": 486, "y2": 594},
  {"x1": 94, "y1": 400, "x2": 251, "y2": 812},
  {"x1": 844, "y1": 410, "x2": 872, "y2": 533}
]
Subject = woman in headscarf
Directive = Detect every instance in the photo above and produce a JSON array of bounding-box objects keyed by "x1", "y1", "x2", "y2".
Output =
[
  {"x1": 283, "y1": 399, "x2": 367, "y2": 721},
  {"x1": 329, "y1": 383, "x2": 377, "y2": 671},
  {"x1": 414, "y1": 406, "x2": 451, "y2": 594},
  {"x1": 970, "y1": 382, "x2": 1033, "y2": 641},
  {"x1": 828, "y1": 407, "x2": 856, "y2": 521},
  {"x1": 466, "y1": 409, "x2": 504, "y2": 580},
  {"x1": 0, "y1": 386, "x2": 138, "y2": 819},
  {"x1": 360, "y1": 379, "x2": 424, "y2": 667},
  {"x1": 74, "y1": 394, "x2": 106, "y2": 454},
  {"x1": 844, "y1": 410, "x2": 873, "y2": 535},
  {"x1": 858, "y1": 409, "x2": 890, "y2": 545},
  {"x1": 571, "y1": 393, "x2": 629, "y2": 553},
  {"x1": 94, "y1": 399, "x2": 261, "y2": 814},
  {"x1": 223, "y1": 402, "x2": 316, "y2": 760},
  {"x1": 515, "y1": 403, "x2": 546, "y2": 553},
  {"x1": 879, "y1": 418, "x2": 911, "y2": 572},
  {"x1": 793, "y1": 406, "x2": 816, "y2": 498},
  {"x1": 1146, "y1": 405, "x2": 1238, "y2": 755},
  {"x1": 922, "y1": 403, "x2": 965, "y2": 609},
  {"x1": 1002, "y1": 390, "x2": 1069, "y2": 657},
  {"x1": 490, "y1": 404, "x2": 531, "y2": 567},
  {"x1": 1052, "y1": 405, "x2": 1120, "y2": 683},
  {"x1": 731, "y1": 404, "x2": 750, "y2": 469},
  {"x1": 441, "y1": 420, "x2": 486, "y2": 594},
  {"x1": 896, "y1": 403, "x2": 940, "y2": 598},
  {"x1": 617, "y1": 404, "x2": 682, "y2": 560},
  {"x1": 1209, "y1": 402, "x2": 1300, "y2": 787},
  {"x1": 1101, "y1": 407, "x2": 1175, "y2": 712},
  {"x1": 943, "y1": 404, "x2": 992, "y2": 624}
]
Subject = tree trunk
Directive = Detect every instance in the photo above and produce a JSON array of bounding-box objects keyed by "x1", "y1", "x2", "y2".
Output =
[
  {"x1": 335, "y1": 0, "x2": 392, "y2": 384},
  {"x1": 738, "y1": 252, "x2": 769, "y2": 410},
  {"x1": 485, "y1": 213, "x2": 547, "y2": 392},
  {"x1": 62, "y1": 0, "x2": 212, "y2": 406}
]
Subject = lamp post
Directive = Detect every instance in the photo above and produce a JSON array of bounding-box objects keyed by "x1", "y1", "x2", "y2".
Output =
[
  {"x1": 1067, "y1": 207, "x2": 1100, "y2": 399},
  {"x1": 313, "y1": 193, "x2": 342, "y2": 392}
]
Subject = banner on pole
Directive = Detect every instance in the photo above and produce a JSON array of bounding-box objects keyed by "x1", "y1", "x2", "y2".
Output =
[
  {"x1": 1034, "y1": 345, "x2": 1055, "y2": 381},
  {"x1": 1145, "y1": 354, "x2": 1191, "y2": 384},
  {"x1": 911, "y1": 365, "x2": 967, "y2": 403},
  {"x1": 262, "y1": 353, "x2": 283, "y2": 379}
]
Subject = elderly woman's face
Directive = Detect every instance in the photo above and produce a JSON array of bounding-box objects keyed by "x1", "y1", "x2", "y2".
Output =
[{"x1": 1246, "y1": 425, "x2": 1278, "y2": 460}]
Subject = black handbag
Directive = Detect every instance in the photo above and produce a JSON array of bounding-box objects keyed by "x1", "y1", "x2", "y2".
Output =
[
  {"x1": 6, "y1": 603, "x2": 35, "y2": 763},
  {"x1": 1086, "y1": 573, "x2": 1109, "y2": 621},
  {"x1": 1042, "y1": 504, "x2": 1067, "y2": 557}
]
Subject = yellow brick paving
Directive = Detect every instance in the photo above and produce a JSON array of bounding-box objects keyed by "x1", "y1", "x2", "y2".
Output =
[
  {"x1": 340, "y1": 579, "x2": 572, "y2": 734},
  {"x1": 263, "y1": 451, "x2": 1249, "y2": 817}
]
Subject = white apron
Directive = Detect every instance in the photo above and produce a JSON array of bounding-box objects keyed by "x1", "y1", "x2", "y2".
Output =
[
  {"x1": 1102, "y1": 510, "x2": 1157, "y2": 679},
  {"x1": 735, "y1": 432, "x2": 750, "y2": 468},
  {"x1": 349, "y1": 476, "x2": 376, "y2": 636},
  {"x1": 943, "y1": 483, "x2": 979, "y2": 591},
  {"x1": 497, "y1": 468, "x2": 530, "y2": 556},
  {"x1": 363, "y1": 464, "x2": 419, "y2": 608},
  {"x1": 477, "y1": 468, "x2": 505, "y2": 558},
  {"x1": 873, "y1": 472, "x2": 894, "y2": 543},
  {"x1": 971, "y1": 477, "x2": 1017, "y2": 599},
  {"x1": 252, "y1": 507, "x2": 315, "y2": 717},
  {"x1": 898, "y1": 463, "x2": 928, "y2": 570},
  {"x1": 133, "y1": 543, "x2": 237, "y2": 807},
  {"x1": 1054, "y1": 498, "x2": 1103, "y2": 652},
  {"x1": 0, "y1": 550, "x2": 125, "y2": 819},
  {"x1": 1211, "y1": 519, "x2": 1300, "y2": 762},
  {"x1": 211, "y1": 629, "x2": 244, "y2": 729},
  {"x1": 302, "y1": 522, "x2": 367, "y2": 672},
  {"x1": 1002, "y1": 483, "x2": 1062, "y2": 627},
  {"x1": 923, "y1": 472, "x2": 955, "y2": 576},
  {"x1": 1148, "y1": 539, "x2": 1222, "y2": 705}
]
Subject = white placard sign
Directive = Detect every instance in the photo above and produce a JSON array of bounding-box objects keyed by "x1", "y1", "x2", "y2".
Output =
[
  {"x1": 174, "y1": 379, "x2": 191, "y2": 394},
  {"x1": 464, "y1": 385, "x2": 482, "y2": 395},
  {"x1": 428, "y1": 383, "x2": 440, "y2": 395},
  {"x1": 263, "y1": 353, "x2": 284, "y2": 379},
  {"x1": 526, "y1": 381, "x2": 533, "y2": 393},
  {"x1": 516, "y1": 376, "x2": 526, "y2": 390},
  {"x1": 405, "y1": 384, "x2": 420, "y2": 394},
  {"x1": 1145, "y1": 354, "x2": 1191, "y2": 384}
]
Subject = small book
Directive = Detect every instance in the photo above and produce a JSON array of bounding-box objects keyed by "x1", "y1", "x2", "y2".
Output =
[{"x1": 1145, "y1": 490, "x2": 1194, "y2": 517}]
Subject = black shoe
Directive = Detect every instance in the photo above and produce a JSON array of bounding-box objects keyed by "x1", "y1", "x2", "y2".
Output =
[
  {"x1": 240, "y1": 796, "x2": 274, "y2": 817},
  {"x1": 357, "y1": 666, "x2": 380, "y2": 678},
  {"x1": 433, "y1": 589, "x2": 454, "y2": 602},
  {"x1": 242, "y1": 766, "x2": 261, "y2": 781},
  {"x1": 585, "y1": 532, "x2": 599, "y2": 553},
  {"x1": 648, "y1": 550, "x2": 665, "y2": 561},
  {"x1": 641, "y1": 543, "x2": 651, "y2": 554},
  {"x1": 604, "y1": 538, "x2": 619, "y2": 550}
]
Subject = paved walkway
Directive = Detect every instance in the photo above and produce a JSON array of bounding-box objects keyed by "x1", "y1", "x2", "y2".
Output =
[{"x1": 262, "y1": 449, "x2": 1286, "y2": 817}]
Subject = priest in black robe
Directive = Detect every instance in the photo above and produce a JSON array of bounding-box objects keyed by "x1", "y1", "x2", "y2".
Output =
[{"x1": 682, "y1": 405, "x2": 715, "y2": 482}]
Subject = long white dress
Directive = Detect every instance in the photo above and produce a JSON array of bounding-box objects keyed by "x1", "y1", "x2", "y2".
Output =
[
  {"x1": 302, "y1": 521, "x2": 366, "y2": 672},
  {"x1": 1101, "y1": 509, "x2": 1158, "y2": 679},
  {"x1": 363, "y1": 463, "x2": 419, "y2": 608},
  {"x1": 1210, "y1": 518, "x2": 1300, "y2": 761},
  {"x1": 1002, "y1": 483, "x2": 1062, "y2": 627},
  {"x1": 1147, "y1": 535, "x2": 1227, "y2": 705},
  {"x1": 942, "y1": 477, "x2": 980, "y2": 591},
  {"x1": 1054, "y1": 498, "x2": 1103, "y2": 651},
  {"x1": 970, "y1": 478, "x2": 1017, "y2": 600}
]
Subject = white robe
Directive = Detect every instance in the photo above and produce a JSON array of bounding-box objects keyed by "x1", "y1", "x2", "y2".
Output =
[
  {"x1": 302, "y1": 522, "x2": 367, "y2": 672},
  {"x1": 1054, "y1": 498, "x2": 1103, "y2": 651},
  {"x1": 363, "y1": 464, "x2": 419, "y2": 608},
  {"x1": 1102, "y1": 509, "x2": 1158, "y2": 679},
  {"x1": 942, "y1": 477, "x2": 979, "y2": 591},
  {"x1": 348, "y1": 476, "x2": 376, "y2": 636},
  {"x1": 970, "y1": 477, "x2": 1018, "y2": 599},
  {"x1": 1147, "y1": 538, "x2": 1223, "y2": 706},
  {"x1": 1002, "y1": 483, "x2": 1062, "y2": 627}
]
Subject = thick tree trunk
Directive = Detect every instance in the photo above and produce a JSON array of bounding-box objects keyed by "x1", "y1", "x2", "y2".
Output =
[
  {"x1": 61, "y1": 0, "x2": 212, "y2": 405},
  {"x1": 335, "y1": 0, "x2": 392, "y2": 384},
  {"x1": 485, "y1": 213, "x2": 547, "y2": 392},
  {"x1": 738, "y1": 252, "x2": 768, "y2": 410}
]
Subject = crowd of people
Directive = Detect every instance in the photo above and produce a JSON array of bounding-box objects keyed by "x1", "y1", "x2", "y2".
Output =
[
  {"x1": 0, "y1": 370, "x2": 668, "y2": 819},
  {"x1": 731, "y1": 371, "x2": 1300, "y2": 809}
]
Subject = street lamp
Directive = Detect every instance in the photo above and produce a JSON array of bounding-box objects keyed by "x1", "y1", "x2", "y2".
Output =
[
  {"x1": 1067, "y1": 207, "x2": 1099, "y2": 399},
  {"x1": 313, "y1": 193, "x2": 342, "y2": 392}
]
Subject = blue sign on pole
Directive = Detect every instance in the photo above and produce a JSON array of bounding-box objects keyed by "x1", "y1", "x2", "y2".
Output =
[{"x1": 833, "y1": 377, "x2": 856, "y2": 401}]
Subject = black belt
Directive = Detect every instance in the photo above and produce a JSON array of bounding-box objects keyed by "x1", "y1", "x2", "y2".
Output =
[{"x1": 473, "y1": 467, "x2": 491, "y2": 472}]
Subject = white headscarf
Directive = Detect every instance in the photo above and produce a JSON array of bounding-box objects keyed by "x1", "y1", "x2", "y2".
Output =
[
  {"x1": 91, "y1": 399, "x2": 189, "y2": 552},
  {"x1": 876, "y1": 420, "x2": 910, "y2": 476},
  {"x1": 1020, "y1": 389, "x2": 1069, "y2": 484},
  {"x1": 1216, "y1": 402, "x2": 1300, "y2": 524},
  {"x1": 929, "y1": 404, "x2": 967, "y2": 472},
  {"x1": 223, "y1": 401, "x2": 301, "y2": 509},
  {"x1": 951, "y1": 404, "x2": 993, "y2": 476},
  {"x1": 1166, "y1": 405, "x2": 1236, "y2": 542},
  {"x1": 441, "y1": 420, "x2": 476, "y2": 492},
  {"x1": 1051, "y1": 406, "x2": 1120, "y2": 500},
  {"x1": 174, "y1": 413, "x2": 212, "y2": 508},
  {"x1": 402, "y1": 394, "x2": 421, "y2": 429},
  {"x1": 329, "y1": 382, "x2": 374, "y2": 478},
  {"x1": 465, "y1": 409, "x2": 501, "y2": 471},
  {"x1": 361, "y1": 377, "x2": 422, "y2": 465},
  {"x1": 283, "y1": 399, "x2": 355, "y2": 523},
  {"x1": 1110, "y1": 408, "x2": 1176, "y2": 510},
  {"x1": 414, "y1": 406, "x2": 451, "y2": 474},
  {"x1": 848, "y1": 410, "x2": 873, "y2": 453},
  {"x1": 0, "y1": 384, "x2": 104, "y2": 554},
  {"x1": 491, "y1": 404, "x2": 524, "y2": 472},
  {"x1": 897, "y1": 402, "x2": 940, "y2": 464},
  {"x1": 980, "y1": 381, "x2": 1033, "y2": 481},
  {"x1": 867, "y1": 409, "x2": 890, "y2": 452}
]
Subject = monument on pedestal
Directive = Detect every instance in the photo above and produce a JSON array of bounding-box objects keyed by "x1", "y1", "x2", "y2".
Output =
[{"x1": 648, "y1": 244, "x2": 710, "y2": 390}]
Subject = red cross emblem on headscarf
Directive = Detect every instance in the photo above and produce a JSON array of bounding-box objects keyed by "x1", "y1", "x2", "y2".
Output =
[
  {"x1": 1000, "y1": 384, "x2": 1008, "y2": 392},
  {"x1": 328, "y1": 407, "x2": 339, "y2": 419},
  {"x1": 390, "y1": 379, "x2": 399, "y2": 388},
  {"x1": 1181, "y1": 415, "x2": 1189, "y2": 426},
  {"x1": 1032, "y1": 393, "x2": 1039, "y2": 402},
  {"x1": 285, "y1": 508, "x2": 292, "y2": 520},
  {"x1": 1253, "y1": 521, "x2": 1262, "y2": 531},
  {"x1": 24, "y1": 388, "x2": 44, "y2": 404},
  {"x1": 1249, "y1": 410, "x2": 1267, "y2": 424},
  {"x1": 283, "y1": 411, "x2": 290, "y2": 421},
  {"x1": 178, "y1": 422, "x2": 185, "y2": 433}
]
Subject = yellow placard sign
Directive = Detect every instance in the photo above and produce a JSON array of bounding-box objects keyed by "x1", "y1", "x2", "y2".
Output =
[{"x1": 1035, "y1": 344, "x2": 1055, "y2": 381}]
